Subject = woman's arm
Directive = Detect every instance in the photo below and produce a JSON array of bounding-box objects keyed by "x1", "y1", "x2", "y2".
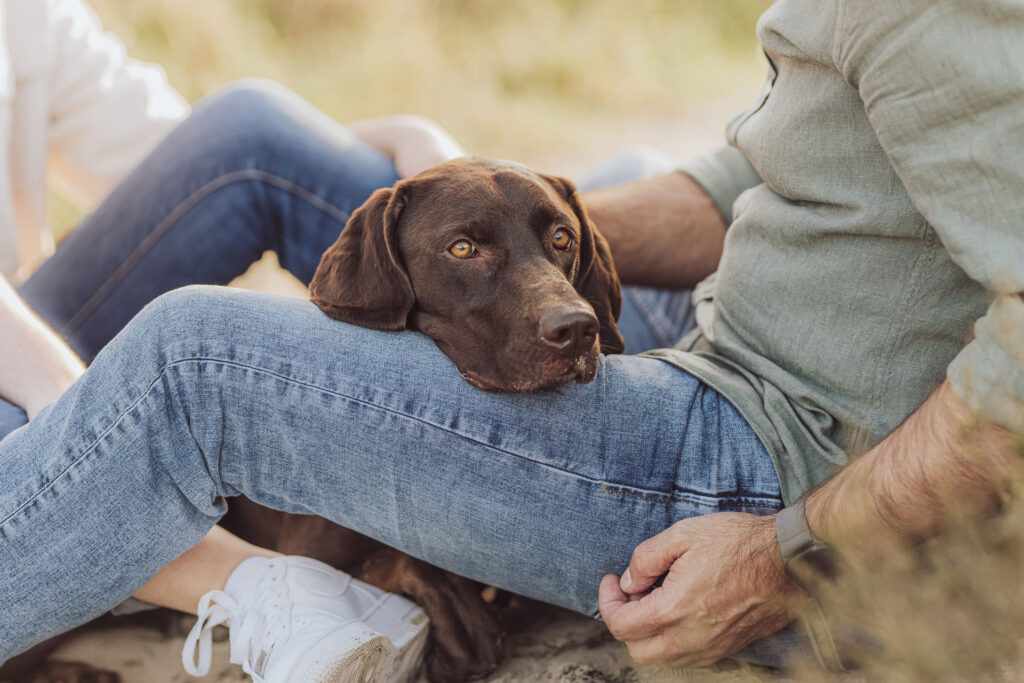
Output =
[{"x1": 0, "y1": 276, "x2": 84, "y2": 419}]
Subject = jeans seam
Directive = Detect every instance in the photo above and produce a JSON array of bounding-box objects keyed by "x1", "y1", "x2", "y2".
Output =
[
  {"x1": 0, "y1": 367, "x2": 179, "y2": 531},
  {"x1": 0, "y1": 356, "x2": 618, "y2": 533},
  {"x1": 62, "y1": 169, "x2": 351, "y2": 336},
  {"x1": 599, "y1": 481, "x2": 781, "y2": 511},
  {"x1": 170, "y1": 357, "x2": 612, "y2": 486}
]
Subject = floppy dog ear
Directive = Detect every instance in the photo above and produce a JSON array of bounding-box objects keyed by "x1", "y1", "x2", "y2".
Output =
[
  {"x1": 309, "y1": 187, "x2": 414, "y2": 331},
  {"x1": 546, "y1": 175, "x2": 626, "y2": 355}
]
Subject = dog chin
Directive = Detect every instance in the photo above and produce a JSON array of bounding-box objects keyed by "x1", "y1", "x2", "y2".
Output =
[{"x1": 461, "y1": 350, "x2": 599, "y2": 393}]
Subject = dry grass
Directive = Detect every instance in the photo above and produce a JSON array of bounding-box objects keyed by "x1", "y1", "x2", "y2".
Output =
[
  {"x1": 53, "y1": 0, "x2": 771, "y2": 233},
  {"x1": 87, "y1": 0, "x2": 769, "y2": 159},
  {"x1": 786, "y1": 432, "x2": 1024, "y2": 683}
]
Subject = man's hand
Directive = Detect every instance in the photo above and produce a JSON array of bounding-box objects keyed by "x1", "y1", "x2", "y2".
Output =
[{"x1": 598, "y1": 512, "x2": 807, "y2": 667}]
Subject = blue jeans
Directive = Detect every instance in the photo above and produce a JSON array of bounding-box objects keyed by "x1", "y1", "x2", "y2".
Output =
[{"x1": 0, "y1": 83, "x2": 803, "y2": 664}]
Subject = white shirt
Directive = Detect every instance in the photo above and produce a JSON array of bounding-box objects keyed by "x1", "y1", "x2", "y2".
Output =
[{"x1": 0, "y1": 0, "x2": 188, "y2": 282}]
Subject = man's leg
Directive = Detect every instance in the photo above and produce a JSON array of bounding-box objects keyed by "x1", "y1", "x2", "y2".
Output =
[
  {"x1": 20, "y1": 80, "x2": 399, "y2": 360},
  {"x1": 0, "y1": 286, "x2": 782, "y2": 659}
]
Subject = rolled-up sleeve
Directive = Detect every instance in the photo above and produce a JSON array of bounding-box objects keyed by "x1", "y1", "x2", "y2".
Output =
[
  {"x1": 838, "y1": 0, "x2": 1024, "y2": 432},
  {"x1": 45, "y1": 0, "x2": 190, "y2": 210},
  {"x1": 948, "y1": 295, "x2": 1024, "y2": 433},
  {"x1": 677, "y1": 145, "x2": 762, "y2": 226}
]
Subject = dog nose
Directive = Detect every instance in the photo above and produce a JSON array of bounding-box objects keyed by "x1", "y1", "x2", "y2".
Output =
[{"x1": 539, "y1": 306, "x2": 599, "y2": 352}]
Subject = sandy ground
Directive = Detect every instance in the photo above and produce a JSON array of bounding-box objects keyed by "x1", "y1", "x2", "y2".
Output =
[
  {"x1": 49, "y1": 600, "x2": 775, "y2": 683},
  {"x1": 38, "y1": 96, "x2": 793, "y2": 683}
]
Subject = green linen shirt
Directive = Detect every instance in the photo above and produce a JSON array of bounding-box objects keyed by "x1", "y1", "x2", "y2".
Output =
[{"x1": 654, "y1": 0, "x2": 1024, "y2": 504}]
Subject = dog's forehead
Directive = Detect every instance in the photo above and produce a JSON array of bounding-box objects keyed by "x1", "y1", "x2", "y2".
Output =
[{"x1": 412, "y1": 158, "x2": 565, "y2": 209}]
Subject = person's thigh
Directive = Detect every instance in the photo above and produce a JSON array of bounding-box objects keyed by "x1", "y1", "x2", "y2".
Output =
[
  {"x1": 577, "y1": 146, "x2": 698, "y2": 354},
  {"x1": 0, "y1": 287, "x2": 781, "y2": 654},
  {"x1": 20, "y1": 80, "x2": 398, "y2": 361}
]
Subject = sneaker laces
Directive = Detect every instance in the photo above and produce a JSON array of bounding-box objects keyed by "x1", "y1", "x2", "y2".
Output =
[
  {"x1": 182, "y1": 579, "x2": 292, "y2": 679},
  {"x1": 183, "y1": 589, "x2": 238, "y2": 676}
]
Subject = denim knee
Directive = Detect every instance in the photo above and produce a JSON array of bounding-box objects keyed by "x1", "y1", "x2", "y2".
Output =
[
  {"x1": 192, "y1": 78, "x2": 303, "y2": 124},
  {"x1": 126, "y1": 286, "x2": 234, "y2": 358},
  {"x1": 173, "y1": 79, "x2": 398, "y2": 212},
  {"x1": 183, "y1": 78, "x2": 312, "y2": 160}
]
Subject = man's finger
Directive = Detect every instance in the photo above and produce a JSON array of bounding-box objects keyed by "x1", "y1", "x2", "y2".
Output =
[
  {"x1": 598, "y1": 573, "x2": 629, "y2": 625},
  {"x1": 625, "y1": 628, "x2": 717, "y2": 668},
  {"x1": 621, "y1": 521, "x2": 690, "y2": 594},
  {"x1": 599, "y1": 575, "x2": 669, "y2": 642}
]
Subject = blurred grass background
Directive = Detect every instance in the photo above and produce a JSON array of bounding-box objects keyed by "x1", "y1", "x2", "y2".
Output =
[
  {"x1": 87, "y1": 0, "x2": 770, "y2": 161},
  {"x1": 53, "y1": 0, "x2": 772, "y2": 236},
  {"x1": 54, "y1": 0, "x2": 772, "y2": 246}
]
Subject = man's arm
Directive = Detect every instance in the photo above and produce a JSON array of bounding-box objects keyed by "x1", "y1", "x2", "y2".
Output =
[
  {"x1": 581, "y1": 171, "x2": 728, "y2": 290},
  {"x1": 807, "y1": 381, "x2": 1018, "y2": 550},
  {"x1": 599, "y1": 378, "x2": 1020, "y2": 667},
  {"x1": 0, "y1": 276, "x2": 84, "y2": 420}
]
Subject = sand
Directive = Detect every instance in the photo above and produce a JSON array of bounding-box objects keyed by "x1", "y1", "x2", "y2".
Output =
[{"x1": 48, "y1": 599, "x2": 776, "y2": 683}]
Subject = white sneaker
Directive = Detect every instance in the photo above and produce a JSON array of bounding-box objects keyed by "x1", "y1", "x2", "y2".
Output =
[
  {"x1": 182, "y1": 556, "x2": 429, "y2": 683},
  {"x1": 348, "y1": 571, "x2": 430, "y2": 683}
]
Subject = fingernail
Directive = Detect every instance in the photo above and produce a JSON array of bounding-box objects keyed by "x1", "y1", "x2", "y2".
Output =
[{"x1": 620, "y1": 568, "x2": 632, "y2": 591}]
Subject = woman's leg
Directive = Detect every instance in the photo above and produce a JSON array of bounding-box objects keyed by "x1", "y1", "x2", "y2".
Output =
[
  {"x1": 0, "y1": 286, "x2": 781, "y2": 659},
  {"x1": 20, "y1": 80, "x2": 399, "y2": 361},
  {"x1": 131, "y1": 526, "x2": 278, "y2": 616}
]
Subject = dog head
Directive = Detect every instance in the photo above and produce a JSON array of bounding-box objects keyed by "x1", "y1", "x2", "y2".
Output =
[{"x1": 310, "y1": 157, "x2": 624, "y2": 392}]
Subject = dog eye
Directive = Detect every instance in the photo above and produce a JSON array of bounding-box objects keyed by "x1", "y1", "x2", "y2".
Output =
[
  {"x1": 449, "y1": 240, "x2": 476, "y2": 259},
  {"x1": 552, "y1": 229, "x2": 573, "y2": 250}
]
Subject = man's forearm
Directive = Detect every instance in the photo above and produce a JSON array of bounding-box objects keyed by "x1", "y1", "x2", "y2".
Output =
[
  {"x1": 0, "y1": 276, "x2": 84, "y2": 418},
  {"x1": 581, "y1": 171, "x2": 727, "y2": 290},
  {"x1": 805, "y1": 380, "x2": 1019, "y2": 554}
]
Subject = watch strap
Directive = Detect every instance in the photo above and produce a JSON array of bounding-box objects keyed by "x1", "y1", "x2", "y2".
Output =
[
  {"x1": 776, "y1": 501, "x2": 850, "y2": 673},
  {"x1": 776, "y1": 499, "x2": 816, "y2": 561}
]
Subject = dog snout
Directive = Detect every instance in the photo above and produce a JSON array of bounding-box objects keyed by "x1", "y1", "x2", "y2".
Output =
[{"x1": 539, "y1": 305, "x2": 599, "y2": 354}]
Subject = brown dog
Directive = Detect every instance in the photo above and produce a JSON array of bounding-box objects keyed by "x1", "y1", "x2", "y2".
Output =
[
  {"x1": 310, "y1": 156, "x2": 625, "y2": 386},
  {"x1": 245, "y1": 158, "x2": 625, "y2": 681},
  {"x1": 241, "y1": 158, "x2": 624, "y2": 680}
]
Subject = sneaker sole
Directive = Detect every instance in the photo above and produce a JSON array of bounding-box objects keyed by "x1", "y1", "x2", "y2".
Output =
[
  {"x1": 286, "y1": 622, "x2": 395, "y2": 683},
  {"x1": 364, "y1": 596, "x2": 430, "y2": 683}
]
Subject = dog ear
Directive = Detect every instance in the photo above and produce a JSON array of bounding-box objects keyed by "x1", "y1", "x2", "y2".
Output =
[
  {"x1": 309, "y1": 186, "x2": 414, "y2": 331},
  {"x1": 546, "y1": 175, "x2": 626, "y2": 355}
]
